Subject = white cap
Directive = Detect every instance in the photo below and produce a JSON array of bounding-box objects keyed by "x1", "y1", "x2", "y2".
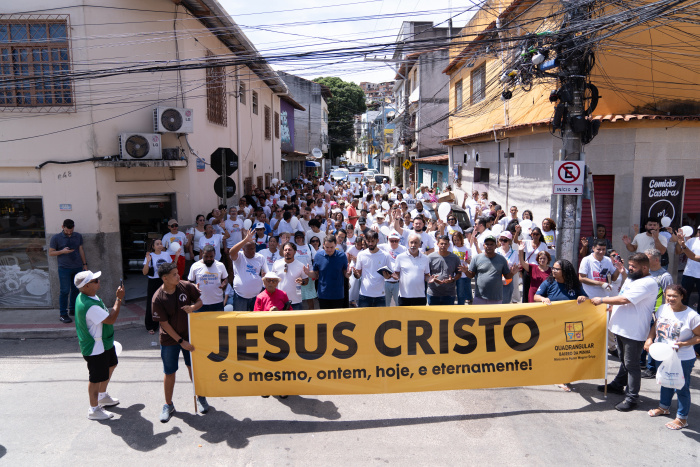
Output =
[
  {"x1": 263, "y1": 271, "x2": 280, "y2": 280},
  {"x1": 74, "y1": 270, "x2": 101, "y2": 289},
  {"x1": 255, "y1": 222, "x2": 265, "y2": 229}
]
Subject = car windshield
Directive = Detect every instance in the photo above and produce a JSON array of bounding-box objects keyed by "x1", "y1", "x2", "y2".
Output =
[{"x1": 330, "y1": 170, "x2": 345, "y2": 177}]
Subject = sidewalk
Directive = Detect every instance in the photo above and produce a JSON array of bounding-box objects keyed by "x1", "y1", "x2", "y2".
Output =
[{"x1": 0, "y1": 300, "x2": 147, "y2": 339}]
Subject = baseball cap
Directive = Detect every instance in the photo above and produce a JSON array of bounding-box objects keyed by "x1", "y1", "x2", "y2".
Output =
[
  {"x1": 499, "y1": 231, "x2": 513, "y2": 240},
  {"x1": 263, "y1": 271, "x2": 280, "y2": 280},
  {"x1": 74, "y1": 270, "x2": 101, "y2": 289},
  {"x1": 255, "y1": 222, "x2": 265, "y2": 229},
  {"x1": 389, "y1": 231, "x2": 401, "y2": 240},
  {"x1": 483, "y1": 235, "x2": 498, "y2": 243},
  {"x1": 358, "y1": 217, "x2": 367, "y2": 224},
  {"x1": 167, "y1": 219, "x2": 178, "y2": 226}
]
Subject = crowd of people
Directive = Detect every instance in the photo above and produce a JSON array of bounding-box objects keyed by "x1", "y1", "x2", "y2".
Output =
[{"x1": 71, "y1": 172, "x2": 699, "y2": 429}]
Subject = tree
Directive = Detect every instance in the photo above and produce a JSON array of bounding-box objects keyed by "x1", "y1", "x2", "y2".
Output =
[{"x1": 313, "y1": 77, "x2": 366, "y2": 161}]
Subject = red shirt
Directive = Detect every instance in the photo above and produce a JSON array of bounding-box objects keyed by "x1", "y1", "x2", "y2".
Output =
[
  {"x1": 254, "y1": 288, "x2": 290, "y2": 311},
  {"x1": 347, "y1": 205, "x2": 358, "y2": 227}
]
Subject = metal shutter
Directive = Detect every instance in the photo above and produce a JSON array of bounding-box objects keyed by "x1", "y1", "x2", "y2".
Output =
[
  {"x1": 581, "y1": 175, "x2": 615, "y2": 238},
  {"x1": 683, "y1": 178, "x2": 700, "y2": 213}
]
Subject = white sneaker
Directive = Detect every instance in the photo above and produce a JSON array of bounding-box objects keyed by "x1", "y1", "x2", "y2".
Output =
[
  {"x1": 98, "y1": 393, "x2": 120, "y2": 407},
  {"x1": 88, "y1": 406, "x2": 114, "y2": 420}
]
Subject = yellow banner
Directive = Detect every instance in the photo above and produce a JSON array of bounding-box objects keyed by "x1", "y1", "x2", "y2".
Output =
[{"x1": 189, "y1": 302, "x2": 606, "y2": 397}]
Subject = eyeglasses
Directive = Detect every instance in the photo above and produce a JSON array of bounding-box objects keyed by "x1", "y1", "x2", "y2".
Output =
[
  {"x1": 552, "y1": 267, "x2": 562, "y2": 271},
  {"x1": 170, "y1": 224, "x2": 178, "y2": 228}
]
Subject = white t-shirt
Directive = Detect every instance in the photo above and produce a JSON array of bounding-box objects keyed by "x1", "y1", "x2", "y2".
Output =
[
  {"x1": 654, "y1": 304, "x2": 700, "y2": 360},
  {"x1": 682, "y1": 237, "x2": 700, "y2": 278},
  {"x1": 523, "y1": 240, "x2": 548, "y2": 265},
  {"x1": 84, "y1": 295, "x2": 110, "y2": 356},
  {"x1": 305, "y1": 229, "x2": 324, "y2": 246},
  {"x1": 294, "y1": 242, "x2": 314, "y2": 267},
  {"x1": 198, "y1": 234, "x2": 224, "y2": 261},
  {"x1": 260, "y1": 248, "x2": 281, "y2": 271},
  {"x1": 631, "y1": 232, "x2": 668, "y2": 253},
  {"x1": 579, "y1": 254, "x2": 616, "y2": 298},
  {"x1": 497, "y1": 247, "x2": 519, "y2": 269},
  {"x1": 188, "y1": 260, "x2": 228, "y2": 305},
  {"x1": 272, "y1": 259, "x2": 308, "y2": 304},
  {"x1": 277, "y1": 219, "x2": 295, "y2": 235},
  {"x1": 379, "y1": 244, "x2": 406, "y2": 283},
  {"x1": 224, "y1": 218, "x2": 244, "y2": 249},
  {"x1": 356, "y1": 249, "x2": 390, "y2": 297},
  {"x1": 609, "y1": 276, "x2": 659, "y2": 341},
  {"x1": 162, "y1": 232, "x2": 187, "y2": 252},
  {"x1": 232, "y1": 253, "x2": 266, "y2": 299},
  {"x1": 401, "y1": 230, "x2": 435, "y2": 253},
  {"x1": 143, "y1": 251, "x2": 172, "y2": 279},
  {"x1": 395, "y1": 251, "x2": 430, "y2": 298}
]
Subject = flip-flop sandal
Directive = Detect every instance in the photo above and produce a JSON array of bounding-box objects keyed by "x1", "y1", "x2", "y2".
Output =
[
  {"x1": 557, "y1": 384, "x2": 573, "y2": 392},
  {"x1": 148, "y1": 330, "x2": 155, "y2": 335},
  {"x1": 648, "y1": 407, "x2": 670, "y2": 417},
  {"x1": 665, "y1": 419, "x2": 688, "y2": 430}
]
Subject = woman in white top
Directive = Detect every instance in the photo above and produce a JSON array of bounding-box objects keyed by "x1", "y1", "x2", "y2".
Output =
[
  {"x1": 497, "y1": 231, "x2": 519, "y2": 304},
  {"x1": 197, "y1": 223, "x2": 229, "y2": 261},
  {"x1": 645, "y1": 285, "x2": 700, "y2": 430},
  {"x1": 346, "y1": 236, "x2": 366, "y2": 306},
  {"x1": 187, "y1": 215, "x2": 206, "y2": 261},
  {"x1": 676, "y1": 227, "x2": 700, "y2": 306},
  {"x1": 142, "y1": 239, "x2": 178, "y2": 334},
  {"x1": 521, "y1": 227, "x2": 549, "y2": 303}
]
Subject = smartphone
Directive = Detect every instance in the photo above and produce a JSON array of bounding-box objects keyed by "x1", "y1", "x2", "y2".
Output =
[{"x1": 120, "y1": 278, "x2": 124, "y2": 288}]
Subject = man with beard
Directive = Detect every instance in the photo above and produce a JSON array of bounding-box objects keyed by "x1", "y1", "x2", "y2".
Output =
[
  {"x1": 394, "y1": 233, "x2": 432, "y2": 306},
  {"x1": 353, "y1": 231, "x2": 391, "y2": 308},
  {"x1": 592, "y1": 253, "x2": 659, "y2": 412},
  {"x1": 464, "y1": 235, "x2": 518, "y2": 305},
  {"x1": 271, "y1": 242, "x2": 308, "y2": 310},
  {"x1": 187, "y1": 245, "x2": 228, "y2": 311},
  {"x1": 229, "y1": 229, "x2": 267, "y2": 311}
]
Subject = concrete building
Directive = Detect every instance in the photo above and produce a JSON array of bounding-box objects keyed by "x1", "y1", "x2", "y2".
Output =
[
  {"x1": 359, "y1": 81, "x2": 395, "y2": 106},
  {"x1": 0, "y1": 0, "x2": 296, "y2": 310},
  {"x1": 442, "y1": 0, "x2": 700, "y2": 265}
]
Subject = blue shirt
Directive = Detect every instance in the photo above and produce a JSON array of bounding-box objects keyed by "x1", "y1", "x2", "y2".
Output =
[
  {"x1": 535, "y1": 279, "x2": 587, "y2": 302},
  {"x1": 313, "y1": 249, "x2": 348, "y2": 300},
  {"x1": 49, "y1": 231, "x2": 84, "y2": 269}
]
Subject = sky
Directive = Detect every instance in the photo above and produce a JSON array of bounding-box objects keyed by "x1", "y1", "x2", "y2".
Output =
[{"x1": 218, "y1": 0, "x2": 477, "y2": 84}]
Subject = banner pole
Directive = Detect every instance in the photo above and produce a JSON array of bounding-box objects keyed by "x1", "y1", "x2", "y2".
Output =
[
  {"x1": 604, "y1": 307, "x2": 609, "y2": 399},
  {"x1": 189, "y1": 313, "x2": 198, "y2": 414}
]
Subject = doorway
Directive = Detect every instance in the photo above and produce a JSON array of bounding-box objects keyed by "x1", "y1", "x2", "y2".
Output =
[{"x1": 118, "y1": 194, "x2": 175, "y2": 301}]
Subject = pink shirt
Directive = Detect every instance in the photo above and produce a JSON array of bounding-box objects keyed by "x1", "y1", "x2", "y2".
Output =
[{"x1": 254, "y1": 289, "x2": 290, "y2": 311}]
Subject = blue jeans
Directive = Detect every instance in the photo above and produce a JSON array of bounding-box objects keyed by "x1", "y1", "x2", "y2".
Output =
[
  {"x1": 385, "y1": 282, "x2": 399, "y2": 306},
  {"x1": 58, "y1": 267, "x2": 83, "y2": 315},
  {"x1": 659, "y1": 358, "x2": 696, "y2": 419},
  {"x1": 502, "y1": 281, "x2": 514, "y2": 304},
  {"x1": 427, "y1": 295, "x2": 455, "y2": 306},
  {"x1": 290, "y1": 303, "x2": 303, "y2": 310},
  {"x1": 358, "y1": 295, "x2": 386, "y2": 308},
  {"x1": 232, "y1": 292, "x2": 256, "y2": 312},
  {"x1": 456, "y1": 277, "x2": 472, "y2": 305}
]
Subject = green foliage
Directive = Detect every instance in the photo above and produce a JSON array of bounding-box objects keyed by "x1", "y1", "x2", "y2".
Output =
[{"x1": 313, "y1": 77, "x2": 366, "y2": 158}]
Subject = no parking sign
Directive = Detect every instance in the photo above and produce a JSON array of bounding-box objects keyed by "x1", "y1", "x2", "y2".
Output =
[{"x1": 553, "y1": 161, "x2": 584, "y2": 195}]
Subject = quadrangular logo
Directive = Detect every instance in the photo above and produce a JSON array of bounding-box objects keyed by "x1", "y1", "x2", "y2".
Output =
[{"x1": 565, "y1": 322, "x2": 584, "y2": 342}]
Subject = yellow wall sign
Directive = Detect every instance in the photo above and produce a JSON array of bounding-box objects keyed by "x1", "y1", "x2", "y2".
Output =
[
  {"x1": 189, "y1": 302, "x2": 606, "y2": 397},
  {"x1": 402, "y1": 159, "x2": 412, "y2": 170}
]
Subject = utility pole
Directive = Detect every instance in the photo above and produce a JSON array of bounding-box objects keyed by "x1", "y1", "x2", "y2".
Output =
[{"x1": 555, "y1": 4, "x2": 589, "y2": 264}]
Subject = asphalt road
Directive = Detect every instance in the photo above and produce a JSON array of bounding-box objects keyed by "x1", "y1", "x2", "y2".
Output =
[{"x1": 1, "y1": 328, "x2": 698, "y2": 465}]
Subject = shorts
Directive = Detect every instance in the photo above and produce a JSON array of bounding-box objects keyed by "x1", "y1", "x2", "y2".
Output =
[
  {"x1": 83, "y1": 346, "x2": 118, "y2": 383},
  {"x1": 161, "y1": 343, "x2": 191, "y2": 375}
]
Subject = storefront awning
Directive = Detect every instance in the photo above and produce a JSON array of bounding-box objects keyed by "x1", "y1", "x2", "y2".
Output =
[{"x1": 305, "y1": 161, "x2": 321, "y2": 167}]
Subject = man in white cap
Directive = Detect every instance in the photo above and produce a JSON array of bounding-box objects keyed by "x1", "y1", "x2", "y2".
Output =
[
  {"x1": 255, "y1": 271, "x2": 290, "y2": 311},
  {"x1": 73, "y1": 270, "x2": 125, "y2": 420},
  {"x1": 379, "y1": 231, "x2": 406, "y2": 306}
]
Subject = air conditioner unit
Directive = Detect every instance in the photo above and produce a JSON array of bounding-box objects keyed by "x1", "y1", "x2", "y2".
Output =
[
  {"x1": 119, "y1": 133, "x2": 162, "y2": 160},
  {"x1": 153, "y1": 106, "x2": 194, "y2": 133}
]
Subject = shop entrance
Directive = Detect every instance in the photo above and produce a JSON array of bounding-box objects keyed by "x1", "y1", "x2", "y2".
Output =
[{"x1": 118, "y1": 194, "x2": 175, "y2": 301}]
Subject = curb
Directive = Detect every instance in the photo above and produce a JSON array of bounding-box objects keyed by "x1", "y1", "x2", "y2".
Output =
[{"x1": 0, "y1": 319, "x2": 143, "y2": 340}]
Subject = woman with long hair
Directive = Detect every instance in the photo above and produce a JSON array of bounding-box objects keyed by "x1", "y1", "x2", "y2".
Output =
[
  {"x1": 187, "y1": 214, "x2": 206, "y2": 261},
  {"x1": 534, "y1": 259, "x2": 588, "y2": 391},
  {"x1": 580, "y1": 223, "x2": 613, "y2": 257},
  {"x1": 519, "y1": 247, "x2": 551, "y2": 303},
  {"x1": 541, "y1": 217, "x2": 557, "y2": 259},
  {"x1": 520, "y1": 227, "x2": 549, "y2": 303},
  {"x1": 451, "y1": 231, "x2": 472, "y2": 305},
  {"x1": 142, "y1": 239, "x2": 178, "y2": 335}
]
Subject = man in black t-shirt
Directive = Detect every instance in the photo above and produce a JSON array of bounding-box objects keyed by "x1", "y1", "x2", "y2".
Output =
[{"x1": 151, "y1": 262, "x2": 205, "y2": 423}]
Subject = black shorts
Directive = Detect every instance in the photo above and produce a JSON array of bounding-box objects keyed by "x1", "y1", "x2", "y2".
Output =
[{"x1": 83, "y1": 345, "x2": 118, "y2": 383}]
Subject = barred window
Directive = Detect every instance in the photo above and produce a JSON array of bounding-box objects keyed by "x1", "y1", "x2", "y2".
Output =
[
  {"x1": 252, "y1": 91, "x2": 258, "y2": 115},
  {"x1": 264, "y1": 105, "x2": 271, "y2": 140},
  {"x1": 0, "y1": 17, "x2": 73, "y2": 109},
  {"x1": 239, "y1": 80, "x2": 245, "y2": 105},
  {"x1": 455, "y1": 79, "x2": 463, "y2": 111},
  {"x1": 471, "y1": 64, "x2": 486, "y2": 104},
  {"x1": 205, "y1": 51, "x2": 227, "y2": 126},
  {"x1": 274, "y1": 111, "x2": 279, "y2": 139}
]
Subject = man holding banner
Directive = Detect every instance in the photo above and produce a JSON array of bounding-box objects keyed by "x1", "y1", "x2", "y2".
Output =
[
  {"x1": 394, "y1": 233, "x2": 431, "y2": 306},
  {"x1": 591, "y1": 253, "x2": 659, "y2": 412},
  {"x1": 465, "y1": 235, "x2": 518, "y2": 305}
]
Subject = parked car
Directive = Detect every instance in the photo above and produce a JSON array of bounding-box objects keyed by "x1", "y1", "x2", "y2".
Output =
[
  {"x1": 348, "y1": 164, "x2": 366, "y2": 173},
  {"x1": 374, "y1": 174, "x2": 390, "y2": 184},
  {"x1": 330, "y1": 169, "x2": 348, "y2": 182},
  {"x1": 424, "y1": 203, "x2": 471, "y2": 231}
]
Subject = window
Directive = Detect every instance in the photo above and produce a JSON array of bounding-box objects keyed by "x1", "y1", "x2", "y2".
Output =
[
  {"x1": 0, "y1": 18, "x2": 73, "y2": 109},
  {"x1": 205, "y1": 51, "x2": 227, "y2": 126},
  {"x1": 473, "y1": 167, "x2": 489, "y2": 183},
  {"x1": 252, "y1": 91, "x2": 258, "y2": 115},
  {"x1": 455, "y1": 79, "x2": 463, "y2": 112},
  {"x1": 471, "y1": 64, "x2": 486, "y2": 104},
  {"x1": 274, "y1": 111, "x2": 280, "y2": 139},
  {"x1": 239, "y1": 81, "x2": 246, "y2": 105},
  {"x1": 264, "y1": 105, "x2": 271, "y2": 140}
]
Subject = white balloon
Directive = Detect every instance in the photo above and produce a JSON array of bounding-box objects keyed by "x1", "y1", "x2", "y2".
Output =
[
  {"x1": 113, "y1": 341, "x2": 122, "y2": 356},
  {"x1": 438, "y1": 202, "x2": 451, "y2": 221},
  {"x1": 491, "y1": 224, "x2": 503, "y2": 235},
  {"x1": 649, "y1": 342, "x2": 674, "y2": 362},
  {"x1": 682, "y1": 225, "x2": 693, "y2": 238},
  {"x1": 168, "y1": 242, "x2": 181, "y2": 254},
  {"x1": 271, "y1": 178, "x2": 279, "y2": 185},
  {"x1": 380, "y1": 225, "x2": 391, "y2": 237},
  {"x1": 660, "y1": 216, "x2": 671, "y2": 228},
  {"x1": 382, "y1": 201, "x2": 390, "y2": 211},
  {"x1": 224, "y1": 304, "x2": 234, "y2": 311},
  {"x1": 290, "y1": 217, "x2": 299, "y2": 229},
  {"x1": 319, "y1": 186, "x2": 325, "y2": 193},
  {"x1": 520, "y1": 219, "x2": 534, "y2": 231},
  {"x1": 243, "y1": 219, "x2": 252, "y2": 230}
]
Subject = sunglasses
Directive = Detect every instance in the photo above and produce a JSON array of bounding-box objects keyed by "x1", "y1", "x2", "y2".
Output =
[
  {"x1": 170, "y1": 224, "x2": 178, "y2": 228},
  {"x1": 499, "y1": 238, "x2": 509, "y2": 242},
  {"x1": 448, "y1": 218, "x2": 456, "y2": 222},
  {"x1": 389, "y1": 239, "x2": 399, "y2": 242}
]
